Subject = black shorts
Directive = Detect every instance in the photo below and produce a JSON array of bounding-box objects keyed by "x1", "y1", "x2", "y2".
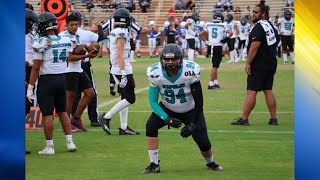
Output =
[
  {"x1": 247, "y1": 69, "x2": 276, "y2": 91},
  {"x1": 156, "y1": 38, "x2": 161, "y2": 46},
  {"x1": 36, "y1": 74, "x2": 67, "y2": 116},
  {"x1": 238, "y1": 39, "x2": 246, "y2": 49},
  {"x1": 146, "y1": 103, "x2": 209, "y2": 135},
  {"x1": 211, "y1": 46, "x2": 223, "y2": 68},
  {"x1": 281, "y1": 35, "x2": 294, "y2": 51},
  {"x1": 66, "y1": 71, "x2": 92, "y2": 92},
  {"x1": 113, "y1": 74, "x2": 136, "y2": 102},
  {"x1": 130, "y1": 38, "x2": 135, "y2": 51},
  {"x1": 227, "y1": 38, "x2": 236, "y2": 51},
  {"x1": 187, "y1": 39, "x2": 196, "y2": 50}
]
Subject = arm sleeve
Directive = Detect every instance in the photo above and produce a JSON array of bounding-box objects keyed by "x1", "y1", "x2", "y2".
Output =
[
  {"x1": 190, "y1": 80, "x2": 203, "y2": 113},
  {"x1": 149, "y1": 86, "x2": 169, "y2": 121}
]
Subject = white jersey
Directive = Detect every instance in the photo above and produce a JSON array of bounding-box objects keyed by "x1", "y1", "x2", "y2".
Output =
[
  {"x1": 25, "y1": 33, "x2": 36, "y2": 63},
  {"x1": 59, "y1": 30, "x2": 83, "y2": 73},
  {"x1": 225, "y1": 21, "x2": 238, "y2": 38},
  {"x1": 186, "y1": 18, "x2": 196, "y2": 39},
  {"x1": 205, "y1": 22, "x2": 227, "y2": 46},
  {"x1": 76, "y1": 28, "x2": 98, "y2": 62},
  {"x1": 147, "y1": 60, "x2": 200, "y2": 113},
  {"x1": 33, "y1": 35, "x2": 72, "y2": 75},
  {"x1": 239, "y1": 23, "x2": 250, "y2": 40},
  {"x1": 280, "y1": 18, "x2": 294, "y2": 36},
  {"x1": 109, "y1": 28, "x2": 132, "y2": 75}
]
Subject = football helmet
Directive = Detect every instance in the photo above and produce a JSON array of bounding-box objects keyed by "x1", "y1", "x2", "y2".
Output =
[
  {"x1": 149, "y1": 20, "x2": 155, "y2": 27},
  {"x1": 198, "y1": 21, "x2": 205, "y2": 28},
  {"x1": 191, "y1": 12, "x2": 200, "y2": 22},
  {"x1": 113, "y1": 8, "x2": 131, "y2": 28},
  {"x1": 212, "y1": 11, "x2": 224, "y2": 23},
  {"x1": 37, "y1": 12, "x2": 58, "y2": 35},
  {"x1": 284, "y1": 9, "x2": 292, "y2": 20},
  {"x1": 26, "y1": 8, "x2": 37, "y2": 34},
  {"x1": 164, "y1": 21, "x2": 170, "y2": 27},
  {"x1": 160, "y1": 44, "x2": 183, "y2": 73},
  {"x1": 225, "y1": 14, "x2": 233, "y2": 22},
  {"x1": 240, "y1": 17, "x2": 247, "y2": 26},
  {"x1": 69, "y1": 11, "x2": 82, "y2": 21},
  {"x1": 180, "y1": 21, "x2": 186, "y2": 28}
]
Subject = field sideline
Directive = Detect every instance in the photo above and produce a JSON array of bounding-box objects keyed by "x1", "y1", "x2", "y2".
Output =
[{"x1": 26, "y1": 57, "x2": 294, "y2": 180}]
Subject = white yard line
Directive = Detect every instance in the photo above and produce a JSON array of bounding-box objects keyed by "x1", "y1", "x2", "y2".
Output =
[{"x1": 27, "y1": 129, "x2": 294, "y2": 134}]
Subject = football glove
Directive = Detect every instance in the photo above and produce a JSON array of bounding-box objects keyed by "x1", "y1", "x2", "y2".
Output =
[
  {"x1": 166, "y1": 117, "x2": 182, "y2": 129},
  {"x1": 220, "y1": 36, "x2": 229, "y2": 44},
  {"x1": 180, "y1": 123, "x2": 197, "y2": 138},
  {"x1": 119, "y1": 75, "x2": 128, "y2": 88},
  {"x1": 26, "y1": 84, "x2": 35, "y2": 103}
]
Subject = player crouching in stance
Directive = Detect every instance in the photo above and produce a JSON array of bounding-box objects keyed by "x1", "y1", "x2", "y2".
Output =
[
  {"x1": 142, "y1": 44, "x2": 223, "y2": 174},
  {"x1": 27, "y1": 12, "x2": 77, "y2": 154}
]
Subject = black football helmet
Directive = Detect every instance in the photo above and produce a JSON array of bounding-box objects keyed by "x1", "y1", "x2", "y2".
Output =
[
  {"x1": 191, "y1": 12, "x2": 200, "y2": 22},
  {"x1": 26, "y1": 8, "x2": 37, "y2": 34},
  {"x1": 37, "y1": 12, "x2": 58, "y2": 36},
  {"x1": 160, "y1": 44, "x2": 183, "y2": 72},
  {"x1": 284, "y1": 9, "x2": 292, "y2": 20},
  {"x1": 240, "y1": 17, "x2": 247, "y2": 26},
  {"x1": 212, "y1": 11, "x2": 224, "y2": 23},
  {"x1": 113, "y1": 8, "x2": 131, "y2": 28},
  {"x1": 225, "y1": 14, "x2": 233, "y2": 22},
  {"x1": 69, "y1": 11, "x2": 82, "y2": 21}
]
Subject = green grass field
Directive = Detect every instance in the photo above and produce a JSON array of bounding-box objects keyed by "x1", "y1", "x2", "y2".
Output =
[{"x1": 26, "y1": 57, "x2": 294, "y2": 180}]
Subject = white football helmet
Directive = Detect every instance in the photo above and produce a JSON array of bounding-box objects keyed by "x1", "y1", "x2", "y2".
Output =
[
  {"x1": 163, "y1": 21, "x2": 170, "y2": 27},
  {"x1": 180, "y1": 21, "x2": 186, "y2": 28},
  {"x1": 198, "y1": 21, "x2": 205, "y2": 28},
  {"x1": 149, "y1": 20, "x2": 155, "y2": 27}
]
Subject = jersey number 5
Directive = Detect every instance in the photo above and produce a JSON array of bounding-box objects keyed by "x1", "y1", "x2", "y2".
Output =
[
  {"x1": 211, "y1": 27, "x2": 218, "y2": 38},
  {"x1": 164, "y1": 88, "x2": 186, "y2": 104}
]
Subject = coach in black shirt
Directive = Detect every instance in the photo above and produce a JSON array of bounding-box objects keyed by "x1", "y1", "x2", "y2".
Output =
[{"x1": 232, "y1": 1, "x2": 280, "y2": 126}]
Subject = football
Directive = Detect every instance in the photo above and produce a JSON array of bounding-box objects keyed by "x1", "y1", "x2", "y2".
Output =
[
  {"x1": 73, "y1": 44, "x2": 87, "y2": 55},
  {"x1": 88, "y1": 42, "x2": 100, "y2": 54}
]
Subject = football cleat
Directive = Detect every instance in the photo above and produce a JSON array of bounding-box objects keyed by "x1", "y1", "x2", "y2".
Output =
[
  {"x1": 71, "y1": 117, "x2": 87, "y2": 132},
  {"x1": 119, "y1": 126, "x2": 140, "y2": 135},
  {"x1": 67, "y1": 142, "x2": 77, "y2": 152},
  {"x1": 110, "y1": 84, "x2": 116, "y2": 96},
  {"x1": 268, "y1": 118, "x2": 279, "y2": 125},
  {"x1": 71, "y1": 124, "x2": 83, "y2": 133},
  {"x1": 98, "y1": 113, "x2": 111, "y2": 135},
  {"x1": 38, "y1": 146, "x2": 55, "y2": 155},
  {"x1": 90, "y1": 121, "x2": 101, "y2": 127},
  {"x1": 208, "y1": 84, "x2": 220, "y2": 90},
  {"x1": 206, "y1": 162, "x2": 223, "y2": 171},
  {"x1": 141, "y1": 162, "x2": 160, "y2": 174},
  {"x1": 231, "y1": 117, "x2": 250, "y2": 126}
]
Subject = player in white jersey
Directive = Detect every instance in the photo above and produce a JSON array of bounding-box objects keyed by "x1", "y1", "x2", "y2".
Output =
[
  {"x1": 146, "y1": 21, "x2": 161, "y2": 58},
  {"x1": 237, "y1": 18, "x2": 250, "y2": 61},
  {"x1": 27, "y1": 12, "x2": 77, "y2": 155},
  {"x1": 98, "y1": 8, "x2": 140, "y2": 135},
  {"x1": 200, "y1": 11, "x2": 233, "y2": 89},
  {"x1": 185, "y1": 12, "x2": 200, "y2": 61},
  {"x1": 25, "y1": 8, "x2": 38, "y2": 155},
  {"x1": 273, "y1": 15, "x2": 282, "y2": 58},
  {"x1": 59, "y1": 14, "x2": 98, "y2": 132},
  {"x1": 142, "y1": 44, "x2": 223, "y2": 174},
  {"x1": 70, "y1": 11, "x2": 106, "y2": 128},
  {"x1": 225, "y1": 14, "x2": 239, "y2": 63},
  {"x1": 179, "y1": 21, "x2": 187, "y2": 57},
  {"x1": 279, "y1": 9, "x2": 294, "y2": 64}
]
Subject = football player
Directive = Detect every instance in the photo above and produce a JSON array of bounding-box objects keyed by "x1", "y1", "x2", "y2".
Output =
[
  {"x1": 185, "y1": 12, "x2": 200, "y2": 61},
  {"x1": 237, "y1": 17, "x2": 250, "y2": 61},
  {"x1": 98, "y1": 8, "x2": 140, "y2": 135},
  {"x1": 27, "y1": 12, "x2": 77, "y2": 154},
  {"x1": 200, "y1": 11, "x2": 233, "y2": 89},
  {"x1": 225, "y1": 14, "x2": 239, "y2": 63},
  {"x1": 146, "y1": 21, "x2": 161, "y2": 58},
  {"x1": 179, "y1": 21, "x2": 187, "y2": 57},
  {"x1": 25, "y1": 8, "x2": 38, "y2": 155},
  {"x1": 279, "y1": 9, "x2": 294, "y2": 64},
  {"x1": 142, "y1": 44, "x2": 223, "y2": 174},
  {"x1": 70, "y1": 11, "x2": 106, "y2": 128},
  {"x1": 59, "y1": 13, "x2": 98, "y2": 132}
]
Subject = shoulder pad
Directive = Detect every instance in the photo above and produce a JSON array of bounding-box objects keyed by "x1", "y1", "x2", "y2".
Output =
[
  {"x1": 32, "y1": 37, "x2": 48, "y2": 53},
  {"x1": 147, "y1": 63, "x2": 161, "y2": 79}
]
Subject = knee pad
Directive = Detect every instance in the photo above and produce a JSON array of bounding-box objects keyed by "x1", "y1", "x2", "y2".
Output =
[
  {"x1": 198, "y1": 141, "x2": 211, "y2": 152},
  {"x1": 146, "y1": 123, "x2": 158, "y2": 137}
]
